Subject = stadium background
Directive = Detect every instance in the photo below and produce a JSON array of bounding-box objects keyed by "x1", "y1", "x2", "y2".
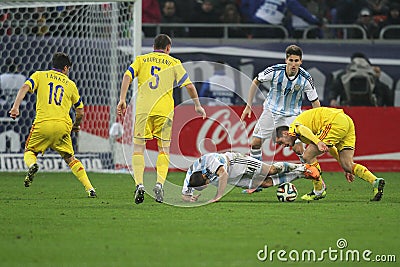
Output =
[
  {"x1": 1, "y1": 2, "x2": 399, "y2": 172},
  {"x1": 1, "y1": 41, "x2": 399, "y2": 172},
  {"x1": 0, "y1": 3, "x2": 399, "y2": 267}
]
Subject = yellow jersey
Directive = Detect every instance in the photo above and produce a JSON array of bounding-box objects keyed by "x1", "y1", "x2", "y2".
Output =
[
  {"x1": 25, "y1": 70, "x2": 83, "y2": 126},
  {"x1": 289, "y1": 107, "x2": 344, "y2": 144},
  {"x1": 125, "y1": 51, "x2": 191, "y2": 118}
]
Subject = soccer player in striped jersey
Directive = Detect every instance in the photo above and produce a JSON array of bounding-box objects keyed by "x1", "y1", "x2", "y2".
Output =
[
  {"x1": 275, "y1": 107, "x2": 385, "y2": 201},
  {"x1": 117, "y1": 34, "x2": 206, "y2": 204},
  {"x1": 241, "y1": 44, "x2": 320, "y2": 163},
  {"x1": 181, "y1": 152, "x2": 320, "y2": 203},
  {"x1": 9, "y1": 52, "x2": 97, "y2": 197},
  {"x1": 240, "y1": 44, "x2": 322, "y2": 194}
]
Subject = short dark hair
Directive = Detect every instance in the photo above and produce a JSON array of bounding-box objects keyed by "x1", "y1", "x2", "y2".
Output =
[
  {"x1": 285, "y1": 45, "x2": 303, "y2": 59},
  {"x1": 275, "y1": 125, "x2": 289, "y2": 138},
  {"x1": 52, "y1": 52, "x2": 72, "y2": 70},
  {"x1": 153, "y1": 34, "x2": 172, "y2": 50},
  {"x1": 188, "y1": 171, "x2": 206, "y2": 187}
]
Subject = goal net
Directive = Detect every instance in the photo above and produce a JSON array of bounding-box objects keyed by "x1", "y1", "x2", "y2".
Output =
[{"x1": 0, "y1": 1, "x2": 141, "y2": 172}]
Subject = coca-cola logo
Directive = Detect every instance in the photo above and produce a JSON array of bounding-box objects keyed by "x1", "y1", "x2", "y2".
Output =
[
  {"x1": 193, "y1": 108, "x2": 294, "y2": 157},
  {"x1": 196, "y1": 108, "x2": 252, "y2": 154}
]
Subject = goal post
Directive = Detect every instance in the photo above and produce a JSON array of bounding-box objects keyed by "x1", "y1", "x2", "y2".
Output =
[{"x1": 0, "y1": 1, "x2": 142, "y2": 172}]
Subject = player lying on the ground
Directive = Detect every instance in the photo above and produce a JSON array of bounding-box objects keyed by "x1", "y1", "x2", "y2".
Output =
[{"x1": 181, "y1": 152, "x2": 320, "y2": 203}]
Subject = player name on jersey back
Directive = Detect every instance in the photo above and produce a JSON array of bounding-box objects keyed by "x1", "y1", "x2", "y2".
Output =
[
  {"x1": 142, "y1": 56, "x2": 172, "y2": 66},
  {"x1": 45, "y1": 72, "x2": 70, "y2": 86}
]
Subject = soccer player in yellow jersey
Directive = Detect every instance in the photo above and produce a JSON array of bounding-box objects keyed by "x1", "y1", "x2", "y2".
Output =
[
  {"x1": 117, "y1": 34, "x2": 206, "y2": 204},
  {"x1": 9, "y1": 52, "x2": 97, "y2": 198},
  {"x1": 275, "y1": 107, "x2": 385, "y2": 201}
]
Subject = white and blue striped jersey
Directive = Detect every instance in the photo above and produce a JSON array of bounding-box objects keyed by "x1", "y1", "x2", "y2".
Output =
[
  {"x1": 182, "y1": 152, "x2": 263, "y2": 196},
  {"x1": 257, "y1": 64, "x2": 318, "y2": 117}
]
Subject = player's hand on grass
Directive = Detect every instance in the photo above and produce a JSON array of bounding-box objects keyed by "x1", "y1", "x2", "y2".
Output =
[
  {"x1": 9, "y1": 108, "x2": 19, "y2": 120},
  {"x1": 117, "y1": 101, "x2": 127, "y2": 116},
  {"x1": 182, "y1": 194, "x2": 201, "y2": 202},
  {"x1": 240, "y1": 105, "x2": 252, "y2": 121},
  {"x1": 190, "y1": 194, "x2": 201, "y2": 202},
  {"x1": 208, "y1": 196, "x2": 222, "y2": 203},
  {"x1": 345, "y1": 172, "x2": 354, "y2": 183}
]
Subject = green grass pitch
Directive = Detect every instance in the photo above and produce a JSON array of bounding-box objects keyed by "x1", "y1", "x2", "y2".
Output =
[{"x1": 0, "y1": 171, "x2": 399, "y2": 267}]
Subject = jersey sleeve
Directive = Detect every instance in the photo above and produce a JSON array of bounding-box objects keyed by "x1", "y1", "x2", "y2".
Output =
[
  {"x1": 71, "y1": 83, "x2": 84, "y2": 109},
  {"x1": 291, "y1": 123, "x2": 321, "y2": 145},
  {"x1": 207, "y1": 157, "x2": 225, "y2": 174},
  {"x1": 256, "y1": 66, "x2": 274, "y2": 83},
  {"x1": 174, "y1": 60, "x2": 192, "y2": 88},
  {"x1": 303, "y1": 74, "x2": 319, "y2": 102},
  {"x1": 25, "y1": 71, "x2": 39, "y2": 93},
  {"x1": 124, "y1": 57, "x2": 140, "y2": 82}
]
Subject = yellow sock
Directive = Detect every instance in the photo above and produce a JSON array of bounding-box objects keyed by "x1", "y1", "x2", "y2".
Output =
[
  {"x1": 311, "y1": 161, "x2": 325, "y2": 192},
  {"x1": 24, "y1": 151, "x2": 37, "y2": 168},
  {"x1": 156, "y1": 152, "x2": 169, "y2": 185},
  {"x1": 329, "y1": 146, "x2": 340, "y2": 162},
  {"x1": 132, "y1": 153, "x2": 145, "y2": 185},
  {"x1": 69, "y1": 159, "x2": 93, "y2": 191},
  {"x1": 353, "y1": 163, "x2": 377, "y2": 184}
]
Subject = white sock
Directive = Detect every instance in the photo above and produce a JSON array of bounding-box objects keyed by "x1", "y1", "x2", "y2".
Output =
[
  {"x1": 270, "y1": 172, "x2": 302, "y2": 186},
  {"x1": 273, "y1": 162, "x2": 304, "y2": 173},
  {"x1": 250, "y1": 148, "x2": 262, "y2": 161}
]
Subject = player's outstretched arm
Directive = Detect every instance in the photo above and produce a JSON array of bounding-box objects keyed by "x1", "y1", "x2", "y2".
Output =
[
  {"x1": 240, "y1": 78, "x2": 260, "y2": 120},
  {"x1": 209, "y1": 167, "x2": 229, "y2": 203},
  {"x1": 9, "y1": 84, "x2": 30, "y2": 119},
  {"x1": 295, "y1": 124, "x2": 328, "y2": 152},
  {"x1": 117, "y1": 74, "x2": 131, "y2": 116}
]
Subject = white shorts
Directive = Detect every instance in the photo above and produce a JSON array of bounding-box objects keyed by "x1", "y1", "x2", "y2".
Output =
[
  {"x1": 252, "y1": 109, "x2": 297, "y2": 141},
  {"x1": 223, "y1": 153, "x2": 266, "y2": 188}
]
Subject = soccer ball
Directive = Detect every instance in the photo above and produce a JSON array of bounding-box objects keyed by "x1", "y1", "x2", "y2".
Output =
[{"x1": 276, "y1": 182, "x2": 298, "y2": 202}]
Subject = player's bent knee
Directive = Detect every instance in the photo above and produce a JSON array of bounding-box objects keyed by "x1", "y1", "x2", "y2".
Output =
[{"x1": 63, "y1": 154, "x2": 75, "y2": 164}]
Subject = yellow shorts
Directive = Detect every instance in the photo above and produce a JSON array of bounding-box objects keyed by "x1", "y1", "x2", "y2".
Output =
[
  {"x1": 25, "y1": 121, "x2": 74, "y2": 158},
  {"x1": 133, "y1": 114, "x2": 172, "y2": 144},
  {"x1": 316, "y1": 112, "x2": 355, "y2": 152}
]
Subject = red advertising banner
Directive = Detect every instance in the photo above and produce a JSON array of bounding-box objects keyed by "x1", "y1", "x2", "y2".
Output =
[
  {"x1": 81, "y1": 106, "x2": 400, "y2": 172},
  {"x1": 146, "y1": 106, "x2": 400, "y2": 172}
]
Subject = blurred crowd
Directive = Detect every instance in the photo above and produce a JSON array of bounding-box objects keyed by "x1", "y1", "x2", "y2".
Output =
[
  {"x1": 1, "y1": 1, "x2": 399, "y2": 39},
  {"x1": 146, "y1": 0, "x2": 400, "y2": 38}
]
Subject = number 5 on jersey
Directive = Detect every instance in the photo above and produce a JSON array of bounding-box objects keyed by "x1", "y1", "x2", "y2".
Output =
[{"x1": 149, "y1": 66, "x2": 161, "y2": 89}]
